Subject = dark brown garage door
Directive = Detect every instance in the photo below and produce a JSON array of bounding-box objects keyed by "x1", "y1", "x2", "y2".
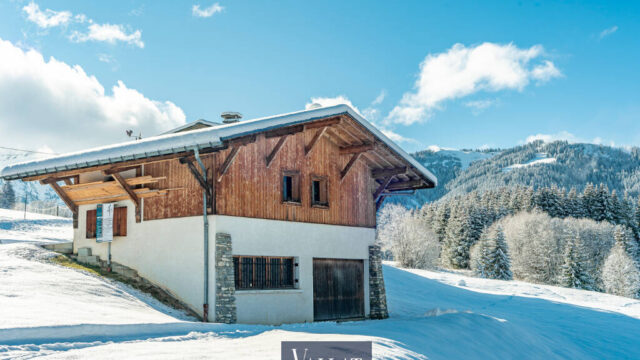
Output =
[{"x1": 313, "y1": 258, "x2": 364, "y2": 321}]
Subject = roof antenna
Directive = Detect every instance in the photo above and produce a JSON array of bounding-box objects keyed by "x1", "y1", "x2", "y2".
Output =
[{"x1": 126, "y1": 129, "x2": 142, "y2": 140}]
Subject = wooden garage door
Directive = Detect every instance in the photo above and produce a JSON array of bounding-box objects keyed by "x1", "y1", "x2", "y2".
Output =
[{"x1": 313, "y1": 258, "x2": 364, "y2": 321}]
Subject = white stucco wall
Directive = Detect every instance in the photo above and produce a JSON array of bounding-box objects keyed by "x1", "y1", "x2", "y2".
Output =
[
  {"x1": 213, "y1": 215, "x2": 375, "y2": 324},
  {"x1": 74, "y1": 206, "x2": 375, "y2": 324},
  {"x1": 75, "y1": 202, "x2": 209, "y2": 317}
]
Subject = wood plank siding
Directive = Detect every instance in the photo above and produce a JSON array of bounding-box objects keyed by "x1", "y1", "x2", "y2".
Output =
[{"x1": 143, "y1": 122, "x2": 376, "y2": 227}]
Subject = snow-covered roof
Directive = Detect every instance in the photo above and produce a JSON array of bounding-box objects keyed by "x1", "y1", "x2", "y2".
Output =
[
  {"x1": 0, "y1": 104, "x2": 437, "y2": 185},
  {"x1": 161, "y1": 119, "x2": 222, "y2": 135}
]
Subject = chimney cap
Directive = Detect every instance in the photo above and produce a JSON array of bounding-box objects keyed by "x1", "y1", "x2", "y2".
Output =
[{"x1": 221, "y1": 111, "x2": 242, "y2": 124}]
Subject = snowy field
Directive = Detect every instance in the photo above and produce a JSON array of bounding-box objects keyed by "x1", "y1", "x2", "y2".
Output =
[
  {"x1": 1, "y1": 211, "x2": 640, "y2": 359},
  {"x1": 0, "y1": 209, "x2": 72, "y2": 245}
]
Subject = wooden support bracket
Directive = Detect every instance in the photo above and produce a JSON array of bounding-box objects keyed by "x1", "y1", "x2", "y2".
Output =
[
  {"x1": 340, "y1": 143, "x2": 374, "y2": 155},
  {"x1": 305, "y1": 127, "x2": 327, "y2": 157},
  {"x1": 43, "y1": 179, "x2": 78, "y2": 228},
  {"x1": 371, "y1": 166, "x2": 407, "y2": 178},
  {"x1": 183, "y1": 159, "x2": 214, "y2": 214},
  {"x1": 111, "y1": 172, "x2": 142, "y2": 223},
  {"x1": 217, "y1": 146, "x2": 240, "y2": 182},
  {"x1": 266, "y1": 135, "x2": 289, "y2": 168},
  {"x1": 372, "y1": 174, "x2": 395, "y2": 202},
  {"x1": 385, "y1": 180, "x2": 424, "y2": 191},
  {"x1": 340, "y1": 152, "x2": 363, "y2": 180}
]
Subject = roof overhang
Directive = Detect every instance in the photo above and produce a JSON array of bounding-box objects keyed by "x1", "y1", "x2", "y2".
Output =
[{"x1": 0, "y1": 105, "x2": 437, "y2": 187}]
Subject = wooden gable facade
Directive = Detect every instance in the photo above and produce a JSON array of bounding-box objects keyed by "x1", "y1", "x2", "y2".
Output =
[{"x1": 143, "y1": 116, "x2": 377, "y2": 227}]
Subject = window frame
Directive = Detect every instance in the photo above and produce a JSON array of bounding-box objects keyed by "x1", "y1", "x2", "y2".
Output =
[
  {"x1": 86, "y1": 206, "x2": 128, "y2": 238},
  {"x1": 281, "y1": 170, "x2": 301, "y2": 205},
  {"x1": 310, "y1": 174, "x2": 329, "y2": 209},
  {"x1": 233, "y1": 255, "x2": 297, "y2": 290}
]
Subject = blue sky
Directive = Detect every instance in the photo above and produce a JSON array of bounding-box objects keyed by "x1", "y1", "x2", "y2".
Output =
[{"x1": 0, "y1": 0, "x2": 638, "y2": 153}]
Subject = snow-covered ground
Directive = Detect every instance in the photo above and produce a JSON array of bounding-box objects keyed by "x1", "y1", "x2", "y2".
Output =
[
  {"x1": 0, "y1": 209, "x2": 71, "y2": 245},
  {"x1": 1, "y1": 211, "x2": 640, "y2": 359},
  {"x1": 503, "y1": 152, "x2": 557, "y2": 172}
]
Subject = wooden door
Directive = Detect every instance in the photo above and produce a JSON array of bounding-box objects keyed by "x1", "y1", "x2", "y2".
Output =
[{"x1": 313, "y1": 258, "x2": 364, "y2": 321}]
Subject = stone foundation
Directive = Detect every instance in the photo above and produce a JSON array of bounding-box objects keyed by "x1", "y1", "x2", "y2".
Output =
[
  {"x1": 215, "y1": 232, "x2": 237, "y2": 323},
  {"x1": 368, "y1": 245, "x2": 389, "y2": 319}
]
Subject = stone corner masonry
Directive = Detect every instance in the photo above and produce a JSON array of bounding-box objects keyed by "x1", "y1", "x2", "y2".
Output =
[
  {"x1": 215, "y1": 232, "x2": 237, "y2": 323},
  {"x1": 368, "y1": 245, "x2": 389, "y2": 319}
]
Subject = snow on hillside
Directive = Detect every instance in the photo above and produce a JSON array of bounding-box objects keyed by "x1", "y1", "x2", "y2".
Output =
[
  {"x1": 503, "y1": 152, "x2": 557, "y2": 172},
  {"x1": 0, "y1": 209, "x2": 71, "y2": 244},
  {"x1": 1, "y1": 236, "x2": 640, "y2": 358},
  {"x1": 424, "y1": 146, "x2": 497, "y2": 170}
]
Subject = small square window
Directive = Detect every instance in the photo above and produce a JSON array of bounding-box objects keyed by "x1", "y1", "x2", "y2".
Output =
[
  {"x1": 311, "y1": 176, "x2": 328, "y2": 207},
  {"x1": 282, "y1": 171, "x2": 300, "y2": 203}
]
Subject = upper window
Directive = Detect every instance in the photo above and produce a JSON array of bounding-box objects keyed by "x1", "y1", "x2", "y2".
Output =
[
  {"x1": 311, "y1": 176, "x2": 328, "y2": 207},
  {"x1": 233, "y1": 256, "x2": 296, "y2": 290},
  {"x1": 282, "y1": 170, "x2": 300, "y2": 203}
]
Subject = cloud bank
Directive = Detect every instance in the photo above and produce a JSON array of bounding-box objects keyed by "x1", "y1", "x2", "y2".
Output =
[
  {"x1": 386, "y1": 42, "x2": 562, "y2": 125},
  {"x1": 0, "y1": 38, "x2": 185, "y2": 153}
]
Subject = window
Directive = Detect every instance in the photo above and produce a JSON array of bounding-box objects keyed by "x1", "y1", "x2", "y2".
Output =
[
  {"x1": 86, "y1": 206, "x2": 127, "y2": 238},
  {"x1": 233, "y1": 256, "x2": 296, "y2": 290},
  {"x1": 311, "y1": 176, "x2": 328, "y2": 207},
  {"x1": 282, "y1": 170, "x2": 300, "y2": 203}
]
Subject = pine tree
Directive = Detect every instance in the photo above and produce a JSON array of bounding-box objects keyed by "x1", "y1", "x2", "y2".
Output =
[
  {"x1": 560, "y1": 233, "x2": 593, "y2": 290},
  {"x1": 582, "y1": 183, "x2": 597, "y2": 220},
  {"x1": 566, "y1": 188, "x2": 582, "y2": 218},
  {"x1": 442, "y1": 205, "x2": 473, "y2": 269},
  {"x1": 473, "y1": 230, "x2": 492, "y2": 278},
  {"x1": 614, "y1": 226, "x2": 639, "y2": 261},
  {"x1": 0, "y1": 181, "x2": 16, "y2": 209},
  {"x1": 433, "y1": 203, "x2": 450, "y2": 243},
  {"x1": 489, "y1": 226, "x2": 512, "y2": 280}
]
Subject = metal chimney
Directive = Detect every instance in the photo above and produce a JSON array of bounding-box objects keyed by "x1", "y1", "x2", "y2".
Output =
[{"x1": 221, "y1": 112, "x2": 242, "y2": 124}]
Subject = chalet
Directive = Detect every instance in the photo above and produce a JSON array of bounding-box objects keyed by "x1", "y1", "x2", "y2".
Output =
[{"x1": 0, "y1": 104, "x2": 436, "y2": 324}]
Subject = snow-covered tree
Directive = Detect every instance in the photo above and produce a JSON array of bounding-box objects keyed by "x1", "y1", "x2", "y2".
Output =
[
  {"x1": 560, "y1": 233, "x2": 593, "y2": 290},
  {"x1": 470, "y1": 229, "x2": 492, "y2": 278},
  {"x1": 602, "y1": 244, "x2": 640, "y2": 298},
  {"x1": 490, "y1": 226, "x2": 512, "y2": 280},
  {"x1": 0, "y1": 181, "x2": 16, "y2": 209},
  {"x1": 614, "y1": 226, "x2": 639, "y2": 261},
  {"x1": 377, "y1": 204, "x2": 440, "y2": 269}
]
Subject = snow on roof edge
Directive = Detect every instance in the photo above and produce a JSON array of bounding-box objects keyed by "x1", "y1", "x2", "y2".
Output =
[{"x1": 0, "y1": 104, "x2": 437, "y2": 186}]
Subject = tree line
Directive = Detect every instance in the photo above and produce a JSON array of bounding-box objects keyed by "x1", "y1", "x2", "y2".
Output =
[{"x1": 378, "y1": 183, "x2": 640, "y2": 299}]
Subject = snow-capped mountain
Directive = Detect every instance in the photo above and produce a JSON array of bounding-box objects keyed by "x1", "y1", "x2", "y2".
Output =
[{"x1": 391, "y1": 140, "x2": 640, "y2": 208}]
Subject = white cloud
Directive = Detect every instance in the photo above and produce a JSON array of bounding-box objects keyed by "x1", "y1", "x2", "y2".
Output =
[
  {"x1": 524, "y1": 131, "x2": 605, "y2": 145},
  {"x1": 0, "y1": 38, "x2": 185, "y2": 153},
  {"x1": 525, "y1": 131, "x2": 581, "y2": 144},
  {"x1": 305, "y1": 96, "x2": 360, "y2": 114},
  {"x1": 464, "y1": 99, "x2": 496, "y2": 114},
  {"x1": 386, "y1": 42, "x2": 562, "y2": 125},
  {"x1": 23, "y1": 2, "x2": 72, "y2": 28},
  {"x1": 70, "y1": 24, "x2": 144, "y2": 48},
  {"x1": 599, "y1": 26, "x2": 618, "y2": 39},
  {"x1": 192, "y1": 3, "x2": 224, "y2": 18},
  {"x1": 371, "y1": 90, "x2": 386, "y2": 105},
  {"x1": 21, "y1": 2, "x2": 143, "y2": 48},
  {"x1": 531, "y1": 60, "x2": 562, "y2": 82},
  {"x1": 98, "y1": 54, "x2": 114, "y2": 63}
]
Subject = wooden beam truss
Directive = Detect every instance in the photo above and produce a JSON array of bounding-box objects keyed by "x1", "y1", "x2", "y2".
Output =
[{"x1": 111, "y1": 172, "x2": 141, "y2": 222}]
